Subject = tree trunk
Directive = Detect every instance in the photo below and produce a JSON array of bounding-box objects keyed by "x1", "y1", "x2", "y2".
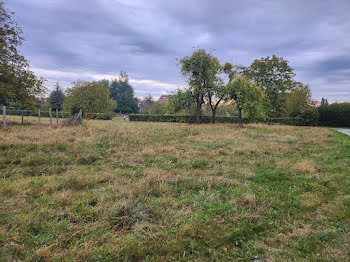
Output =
[
  {"x1": 195, "y1": 94, "x2": 204, "y2": 124},
  {"x1": 209, "y1": 95, "x2": 222, "y2": 124},
  {"x1": 211, "y1": 110, "x2": 216, "y2": 124},
  {"x1": 237, "y1": 107, "x2": 243, "y2": 127}
]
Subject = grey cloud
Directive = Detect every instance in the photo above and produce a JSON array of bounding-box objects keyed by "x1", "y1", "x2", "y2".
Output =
[{"x1": 6, "y1": 0, "x2": 350, "y2": 101}]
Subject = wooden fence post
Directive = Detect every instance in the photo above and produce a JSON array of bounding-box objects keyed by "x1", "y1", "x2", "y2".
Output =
[
  {"x1": 21, "y1": 110, "x2": 24, "y2": 124},
  {"x1": 49, "y1": 108, "x2": 52, "y2": 128},
  {"x1": 3, "y1": 106, "x2": 6, "y2": 130},
  {"x1": 56, "y1": 109, "x2": 59, "y2": 125},
  {"x1": 38, "y1": 109, "x2": 41, "y2": 124}
]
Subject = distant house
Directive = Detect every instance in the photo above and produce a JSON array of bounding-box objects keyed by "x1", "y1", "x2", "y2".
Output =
[{"x1": 158, "y1": 95, "x2": 169, "y2": 102}]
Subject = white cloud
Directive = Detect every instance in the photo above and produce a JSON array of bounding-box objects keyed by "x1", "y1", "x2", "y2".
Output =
[{"x1": 31, "y1": 67, "x2": 182, "y2": 98}]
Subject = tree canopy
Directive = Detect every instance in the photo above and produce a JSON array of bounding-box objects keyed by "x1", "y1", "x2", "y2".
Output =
[
  {"x1": 107, "y1": 71, "x2": 139, "y2": 113},
  {"x1": 179, "y1": 49, "x2": 222, "y2": 123},
  {"x1": 226, "y1": 76, "x2": 265, "y2": 127},
  {"x1": 48, "y1": 82, "x2": 65, "y2": 110},
  {"x1": 0, "y1": 1, "x2": 45, "y2": 107},
  {"x1": 247, "y1": 55, "x2": 295, "y2": 117},
  {"x1": 284, "y1": 82, "x2": 319, "y2": 125},
  {"x1": 63, "y1": 81, "x2": 115, "y2": 115}
]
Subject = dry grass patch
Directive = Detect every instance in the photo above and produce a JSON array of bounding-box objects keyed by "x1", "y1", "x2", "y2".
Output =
[{"x1": 292, "y1": 160, "x2": 318, "y2": 175}]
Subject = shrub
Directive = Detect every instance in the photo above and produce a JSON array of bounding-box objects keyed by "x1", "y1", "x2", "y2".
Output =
[
  {"x1": 129, "y1": 114, "x2": 244, "y2": 124},
  {"x1": 267, "y1": 117, "x2": 305, "y2": 126},
  {"x1": 129, "y1": 114, "x2": 309, "y2": 126},
  {"x1": 318, "y1": 103, "x2": 350, "y2": 127},
  {"x1": 87, "y1": 112, "x2": 112, "y2": 120}
]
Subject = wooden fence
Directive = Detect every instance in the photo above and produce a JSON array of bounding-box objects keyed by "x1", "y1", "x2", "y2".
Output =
[
  {"x1": 0, "y1": 107, "x2": 113, "y2": 130},
  {"x1": 1, "y1": 106, "x2": 70, "y2": 130}
]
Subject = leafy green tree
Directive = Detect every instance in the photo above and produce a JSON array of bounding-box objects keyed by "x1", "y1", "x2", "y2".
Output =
[
  {"x1": 206, "y1": 76, "x2": 226, "y2": 123},
  {"x1": 63, "y1": 81, "x2": 115, "y2": 115},
  {"x1": 109, "y1": 71, "x2": 139, "y2": 113},
  {"x1": 179, "y1": 49, "x2": 221, "y2": 124},
  {"x1": 99, "y1": 79, "x2": 110, "y2": 89},
  {"x1": 226, "y1": 76, "x2": 265, "y2": 127},
  {"x1": 168, "y1": 89, "x2": 196, "y2": 115},
  {"x1": 148, "y1": 101, "x2": 168, "y2": 115},
  {"x1": 0, "y1": 1, "x2": 45, "y2": 107},
  {"x1": 285, "y1": 82, "x2": 319, "y2": 125},
  {"x1": 247, "y1": 55, "x2": 295, "y2": 117},
  {"x1": 48, "y1": 82, "x2": 65, "y2": 110}
]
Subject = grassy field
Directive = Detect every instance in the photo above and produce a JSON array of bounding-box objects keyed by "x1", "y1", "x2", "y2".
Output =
[{"x1": 0, "y1": 120, "x2": 349, "y2": 261}]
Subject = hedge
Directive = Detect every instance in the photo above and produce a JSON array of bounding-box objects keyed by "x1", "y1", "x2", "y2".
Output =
[
  {"x1": 129, "y1": 114, "x2": 246, "y2": 124},
  {"x1": 318, "y1": 103, "x2": 350, "y2": 127},
  {"x1": 266, "y1": 117, "x2": 308, "y2": 126},
  {"x1": 87, "y1": 112, "x2": 113, "y2": 120},
  {"x1": 129, "y1": 114, "x2": 310, "y2": 126}
]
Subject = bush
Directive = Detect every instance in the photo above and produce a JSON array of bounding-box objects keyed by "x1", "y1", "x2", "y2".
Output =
[
  {"x1": 267, "y1": 117, "x2": 305, "y2": 126},
  {"x1": 318, "y1": 103, "x2": 350, "y2": 127},
  {"x1": 129, "y1": 114, "x2": 243, "y2": 124},
  {"x1": 87, "y1": 112, "x2": 112, "y2": 120},
  {"x1": 129, "y1": 114, "x2": 309, "y2": 126},
  {"x1": 298, "y1": 106, "x2": 319, "y2": 126}
]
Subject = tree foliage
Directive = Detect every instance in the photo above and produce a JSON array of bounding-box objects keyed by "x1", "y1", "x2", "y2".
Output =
[
  {"x1": 0, "y1": 1, "x2": 45, "y2": 107},
  {"x1": 226, "y1": 76, "x2": 265, "y2": 126},
  {"x1": 63, "y1": 81, "x2": 115, "y2": 115},
  {"x1": 179, "y1": 49, "x2": 221, "y2": 123},
  {"x1": 168, "y1": 89, "x2": 196, "y2": 115},
  {"x1": 284, "y1": 82, "x2": 319, "y2": 125},
  {"x1": 48, "y1": 82, "x2": 65, "y2": 110},
  {"x1": 247, "y1": 55, "x2": 295, "y2": 117},
  {"x1": 107, "y1": 71, "x2": 139, "y2": 113}
]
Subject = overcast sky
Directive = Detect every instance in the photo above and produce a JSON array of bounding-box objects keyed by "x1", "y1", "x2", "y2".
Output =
[{"x1": 7, "y1": 0, "x2": 350, "y2": 101}]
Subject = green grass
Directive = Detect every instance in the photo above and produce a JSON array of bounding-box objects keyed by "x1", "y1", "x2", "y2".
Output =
[{"x1": 0, "y1": 121, "x2": 349, "y2": 261}]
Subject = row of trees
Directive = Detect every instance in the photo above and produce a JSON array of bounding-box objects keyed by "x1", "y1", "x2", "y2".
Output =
[
  {"x1": 0, "y1": 1, "x2": 45, "y2": 107},
  {"x1": 43, "y1": 71, "x2": 139, "y2": 115},
  {"x1": 165, "y1": 49, "x2": 318, "y2": 125}
]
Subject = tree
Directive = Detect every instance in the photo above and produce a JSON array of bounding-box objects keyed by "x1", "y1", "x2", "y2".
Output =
[
  {"x1": 206, "y1": 80, "x2": 227, "y2": 123},
  {"x1": 226, "y1": 76, "x2": 265, "y2": 127},
  {"x1": 321, "y1": 98, "x2": 329, "y2": 106},
  {"x1": 140, "y1": 94, "x2": 154, "y2": 114},
  {"x1": 179, "y1": 49, "x2": 221, "y2": 124},
  {"x1": 284, "y1": 82, "x2": 319, "y2": 125},
  {"x1": 109, "y1": 71, "x2": 139, "y2": 113},
  {"x1": 0, "y1": 1, "x2": 45, "y2": 107},
  {"x1": 63, "y1": 81, "x2": 115, "y2": 115},
  {"x1": 48, "y1": 82, "x2": 65, "y2": 110},
  {"x1": 247, "y1": 55, "x2": 295, "y2": 117},
  {"x1": 99, "y1": 79, "x2": 110, "y2": 89},
  {"x1": 168, "y1": 89, "x2": 195, "y2": 114}
]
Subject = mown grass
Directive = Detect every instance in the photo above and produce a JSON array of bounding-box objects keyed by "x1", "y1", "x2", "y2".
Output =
[{"x1": 0, "y1": 120, "x2": 349, "y2": 261}]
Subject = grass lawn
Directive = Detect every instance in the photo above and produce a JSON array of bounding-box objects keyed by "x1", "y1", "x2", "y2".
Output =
[{"x1": 0, "y1": 120, "x2": 349, "y2": 261}]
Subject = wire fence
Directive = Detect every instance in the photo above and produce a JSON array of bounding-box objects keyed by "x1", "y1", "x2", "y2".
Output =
[
  {"x1": 1, "y1": 106, "x2": 70, "y2": 129},
  {"x1": 1, "y1": 106, "x2": 117, "y2": 130}
]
